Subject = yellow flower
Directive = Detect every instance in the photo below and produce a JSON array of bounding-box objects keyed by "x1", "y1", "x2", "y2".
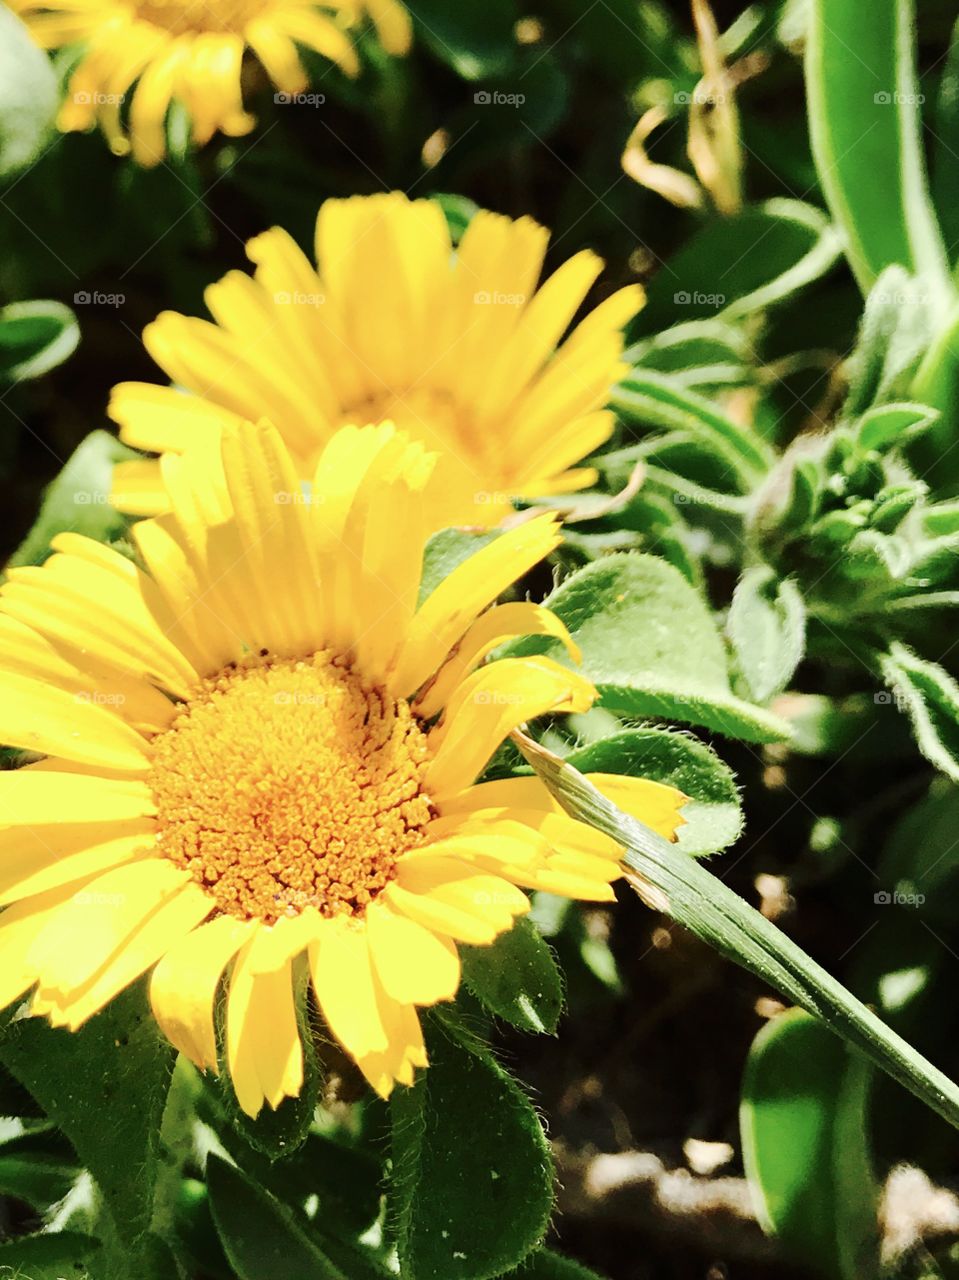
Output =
[
  {"x1": 109, "y1": 191, "x2": 644, "y2": 521},
  {"x1": 11, "y1": 0, "x2": 412, "y2": 165},
  {"x1": 0, "y1": 422, "x2": 684, "y2": 1115}
]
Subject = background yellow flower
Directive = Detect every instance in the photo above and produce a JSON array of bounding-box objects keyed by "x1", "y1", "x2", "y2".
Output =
[
  {"x1": 11, "y1": 0, "x2": 412, "y2": 164},
  {"x1": 109, "y1": 191, "x2": 644, "y2": 520}
]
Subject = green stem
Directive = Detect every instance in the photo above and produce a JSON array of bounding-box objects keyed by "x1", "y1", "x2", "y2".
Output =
[{"x1": 518, "y1": 735, "x2": 959, "y2": 1131}]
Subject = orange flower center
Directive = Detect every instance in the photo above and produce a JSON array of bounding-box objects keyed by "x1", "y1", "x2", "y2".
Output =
[
  {"x1": 148, "y1": 652, "x2": 434, "y2": 924},
  {"x1": 134, "y1": 0, "x2": 267, "y2": 35}
]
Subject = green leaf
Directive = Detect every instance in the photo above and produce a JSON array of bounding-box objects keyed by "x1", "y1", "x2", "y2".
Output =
[
  {"x1": 805, "y1": 0, "x2": 951, "y2": 302},
  {"x1": 0, "y1": 300, "x2": 79, "y2": 384},
  {"x1": 932, "y1": 16, "x2": 959, "y2": 255},
  {"x1": 633, "y1": 199, "x2": 841, "y2": 334},
  {"x1": 855, "y1": 401, "x2": 938, "y2": 450},
  {"x1": 0, "y1": 983, "x2": 175, "y2": 1277},
  {"x1": 206, "y1": 1155, "x2": 354, "y2": 1279},
  {"x1": 461, "y1": 919, "x2": 563, "y2": 1034},
  {"x1": 878, "y1": 642, "x2": 959, "y2": 782},
  {"x1": 844, "y1": 268, "x2": 936, "y2": 414},
  {"x1": 0, "y1": 1231, "x2": 100, "y2": 1279},
  {"x1": 611, "y1": 369, "x2": 773, "y2": 487},
  {"x1": 8, "y1": 429, "x2": 136, "y2": 568},
  {"x1": 511, "y1": 554, "x2": 792, "y2": 744},
  {"x1": 432, "y1": 193, "x2": 479, "y2": 243},
  {"x1": 727, "y1": 567, "x2": 806, "y2": 703},
  {"x1": 405, "y1": 0, "x2": 518, "y2": 79},
  {"x1": 564, "y1": 728, "x2": 743, "y2": 857},
  {"x1": 741, "y1": 1010, "x2": 879, "y2": 1280},
  {"x1": 0, "y1": 7, "x2": 58, "y2": 178},
  {"x1": 389, "y1": 1013, "x2": 553, "y2": 1280},
  {"x1": 624, "y1": 318, "x2": 754, "y2": 392},
  {"x1": 500, "y1": 1249, "x2": 606, "y2": 1278},
  {"x1": 516, "y1": 737, "x2": 959, "y2": 1134},
  {"x1": 0, "y1": 1127, "x2": 79, "y2": 1210}
]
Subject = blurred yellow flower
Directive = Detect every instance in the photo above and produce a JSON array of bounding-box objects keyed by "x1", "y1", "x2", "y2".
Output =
[
  {"x1": 11, "y1": 0, "x2": 412, "y2": 165},
  {"x1": 0, "y1": 422, "x2": 684, "y2": 1114},
  {"x1": 109, "y1": 191, "x2": 644, "y2": 523}
]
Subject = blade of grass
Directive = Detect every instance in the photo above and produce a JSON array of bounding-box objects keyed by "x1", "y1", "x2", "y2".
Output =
[{"x1": 514, "y1": 732, "x2": 959, "y2": 1132}]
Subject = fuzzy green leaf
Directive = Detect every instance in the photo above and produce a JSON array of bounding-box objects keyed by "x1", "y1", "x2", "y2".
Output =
[
  {"x1": 461, "y1": 919, "x2": 564, "y2": 1034},
  {"x1": 0, "y1": 984, "x2": 175, "y2": 1279},
  {"x1": 740, "y1": 1009, "x2": 879, "y2": 1280},
  {"x1": 0, "y1": 300, "x2": 79, "y2": 385},
  {"x1": 390, "y1": 1013, "x2": 553, "y2": 1280},
  {"x1": 500, "y1": 1249, "x2": 607, "y2": 1278},
  {"x1": 564, "y1": 728, "x2": 743, "y2": 856},
  {"x1": 727, "y1": 567, "x2": 806, "y2": 704},
  {"x1": 879, "y1": 643, "x2": 959, "y2": 782},
  {"x1": 9, "y1": 429, "x2": 136, "y2": 568},
  {"x1": 511, "y1": 554, "x2": 791, "y2": 743},
  {"x1": 0, "y1": 1231, "x2": 100, "y2": 1279},
  {"x1": 207, "y1": 1154, "x2": 363, "y2": 1280}
]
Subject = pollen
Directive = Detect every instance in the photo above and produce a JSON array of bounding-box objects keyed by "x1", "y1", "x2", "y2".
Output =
[{"x1": 148, "y1": 651, "x2": 434, "y2": 924}]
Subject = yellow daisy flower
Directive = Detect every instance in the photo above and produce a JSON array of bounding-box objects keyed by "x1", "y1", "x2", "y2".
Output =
[
  {"x1": 108, "y1": 191, "x2": 644, "y2": 521},
  {"x1": 0, "y1": 422, "x2": 684, "y2": 1115},
  {"x1": 11, "y1": 0, "x2": 412, "y2": 166}
]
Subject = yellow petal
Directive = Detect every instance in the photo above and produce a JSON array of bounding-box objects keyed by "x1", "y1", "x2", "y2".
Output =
[
  {"x1": 0, "y1": 771, "x2": 154, "y2": 826},
  {"x1": 365, "y1": 899, "x2": 460, "y2": 1005},
  {"x1": 27, "y1": 859, "x2": 189, "y2": 997},
  {"x1": 309, "y1": 915, "x2": 389, "y2": 1059},
  {"x1": 416, "y1": 601, "x2": 581, "y2": 718},
  {"x1": 0, "y1": 819, "x2": 155, "y2": 905},
  {"x1": 0, "y1": 671, "x2": 151, "y2": 773},
  {"x1": 227, "y1": 936, "x2": 303, "y2": 1117},
  {"x1": 151, "y1": 914, "x2": 254, "y2": 1071},
  {"x1": 425, "y1": 658, "x2": 596, "y2": 797},
  {"x1": 0, "y1": 885, "x2": 77, "y2": 1012},
  {"x1": 392, "y1": 513, "x2": 564, "y2": 698},
  {"x1": 36, "y1": 881, "x2": 213, "y2": 1030}
]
